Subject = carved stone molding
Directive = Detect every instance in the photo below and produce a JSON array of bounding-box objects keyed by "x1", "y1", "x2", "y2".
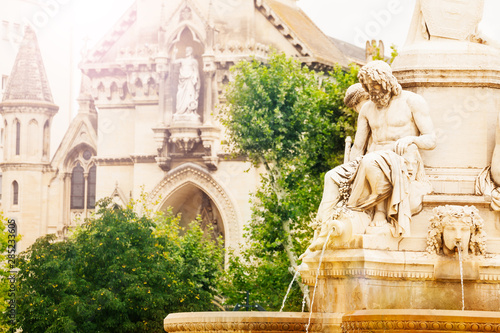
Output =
[
  {"x1": 130, "y1": 154, "x2": 156, "y2": 163},
  {"x1": 0, "y1": 103, "x2": 59, "y2": 114},
  {"x1": 300, "y1": 266, "x2": 435, "y2": 285},
  {"x1": 117, "y1": 44, "x2": 159, "y2": 61},
  {"x1": 169, "y1": 125, "x2": 201, "y2": 154},
  {"x1": 155, "y1": 156, "x2": 171, "y2": 172},
  {"x1": 343, "y1": 309, "x2": 500, "y2": 333},
  {"x1": 164, "y1": 312, "x2": 340, "y2": 333},
  {"x1": 150, "y1": 163, "x2": 240, "y2": 248},
  {"x1": 164, "y1": 322, "x2": 323, "y2": 332},
  {"x1": 214, "y1": 40, "x2": 269, "y2": 59},
  {"x1": 395, "y1": 69, "x2": 500, "y2": 89},
  {"x1": 94, "y1": 157, "x2": 133, "y2": 166}
]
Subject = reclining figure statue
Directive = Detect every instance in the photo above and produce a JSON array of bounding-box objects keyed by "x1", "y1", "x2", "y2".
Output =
[{"x1": 308, "y1": 61, "x2": 436, "y2": 251}]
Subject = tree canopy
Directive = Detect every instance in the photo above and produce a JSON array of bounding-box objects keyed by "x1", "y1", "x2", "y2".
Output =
[
  {"x1": 219, "y1": 52, "x2": 359, "y2": 310},
  {"x1": 15, "y1": 199, "x2": 223, "y2": 332}
]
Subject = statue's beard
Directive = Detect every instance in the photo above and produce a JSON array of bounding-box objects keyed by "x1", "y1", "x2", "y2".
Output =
[{"x1": 371, "y1": 92, "x2": 391, "y2": 108}]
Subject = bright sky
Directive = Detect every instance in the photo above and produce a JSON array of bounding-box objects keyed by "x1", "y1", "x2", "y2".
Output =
[
  {"x1": 298, "y1": 0, "x2": 500, "y2": 50},
  {"x1": 65, "y1": 0, "x2": 500, "y2": 60}
]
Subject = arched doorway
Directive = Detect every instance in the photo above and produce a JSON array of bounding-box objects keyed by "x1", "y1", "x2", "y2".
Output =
[
  {"x1": 160, "y1": 183, "x2": 224, "y2": 242},
  {"x1": 150, "y1": 163, "x2": 240, "y2": 252}
]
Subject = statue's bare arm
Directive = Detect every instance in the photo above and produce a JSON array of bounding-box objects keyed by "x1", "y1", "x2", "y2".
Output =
[
  {"x1": 349, "y1": 111, "x2": 371, "y2": 160},
  {"x1": 394, "y1": 93, "x2": 436, "y2": 155}
]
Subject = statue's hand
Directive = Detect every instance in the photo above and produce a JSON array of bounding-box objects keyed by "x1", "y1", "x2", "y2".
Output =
[{"x1": 395, "y1": 136, "x2": 415, "y2": 155}]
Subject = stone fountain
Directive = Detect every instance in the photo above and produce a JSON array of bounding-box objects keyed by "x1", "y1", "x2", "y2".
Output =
[{"x1": 164, "y1": 1, "x2": 500, "y2": 331}]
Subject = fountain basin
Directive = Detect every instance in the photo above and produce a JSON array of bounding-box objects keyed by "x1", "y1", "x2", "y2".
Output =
[
  {"x1": 164, "y1": 311, "x2": 342, "y2": 332},
  {"x1": 164, "y1": 310, "x2": 500, "y2": 332},
  {"x1": 343, "y1": 309, "x2": 500, "y2": 332}
]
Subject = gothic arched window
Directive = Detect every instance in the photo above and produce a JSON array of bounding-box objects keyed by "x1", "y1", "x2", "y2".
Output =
[
  {"x1": 43, "y1": 121, "x2": 49, "y2": 159},
  {"x1": 28, "y1": 119, "x2": 38, "y2": 157},
  {"x1": 70, "y1": 164, "x2": 84, "y2": 209},
  {"x1": 12, "y1": 181, "x2": 18, "y2": 205},
  {"x1": 15, "y1": 119, "x2": 20, "y2": 156},
  {"x1": 87, "y1": 165, "x2": 96, "y2": 209}
]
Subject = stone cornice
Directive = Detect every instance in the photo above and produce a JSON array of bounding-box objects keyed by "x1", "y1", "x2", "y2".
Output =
[
  {"x1": 0, "y1": 163, "x2": 53, "y2": 172},
  {"x1": 93, "y1": 157, "x2": 133, "y2": 166},
  {"x1": 0, "y1": 101, "x2": 59, "y2": 114},
  {"x1": 395, "y1": 68, "x2": 500, "y2": 89},
  {"x1": 130, "y1": 155, "x2": 156, "y2": 163},
  {"x1": 300, "y1": 248, "x2": 500, "y2": 284}
]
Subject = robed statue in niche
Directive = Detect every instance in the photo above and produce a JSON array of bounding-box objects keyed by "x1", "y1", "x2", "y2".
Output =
[{"x1": 173, "y1": 46, "x2": 200, "y2": 115}]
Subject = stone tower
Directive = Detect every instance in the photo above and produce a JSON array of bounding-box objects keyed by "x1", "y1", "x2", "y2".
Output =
[{"x1": 0, "y1": 26, "x2": 59, "y2": 251}]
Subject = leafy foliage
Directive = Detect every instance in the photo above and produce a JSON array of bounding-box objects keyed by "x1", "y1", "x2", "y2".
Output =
[
  {"x1": 15, "y1": 199, "x2": 223, "y2": 332},
  {"x1": 0, "y1": 214, "x2": 14, "y2": 332},
  {"x1": 219, "y1": 52, "x2": 359, "y2": 310}
]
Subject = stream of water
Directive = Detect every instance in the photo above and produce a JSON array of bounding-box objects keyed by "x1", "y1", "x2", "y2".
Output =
[
  {"x1": 457, "y1": 242, "x2": 465, "y2": 311},
  {"x1": 305, "y1": 229, "x2": 334, "y2": 333},
  {"x1": 279, "y1": 270, "x2": 300, "y2": 312}
]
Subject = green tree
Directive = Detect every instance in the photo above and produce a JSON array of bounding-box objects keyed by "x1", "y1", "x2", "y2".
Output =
[
  {"x1": 219, "y1": 52, "x2": 358, "y2": 310},
  {"x1": 0, "y1": 215, "x2": 15, "y2": 332},
  {"x1": 15, "y1": 198, "x2": 223, "y2": 332}
]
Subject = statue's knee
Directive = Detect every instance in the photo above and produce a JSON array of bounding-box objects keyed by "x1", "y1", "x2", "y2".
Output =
[{"x1": 360, "y1": 153, "x2": 378, "y2": 168}]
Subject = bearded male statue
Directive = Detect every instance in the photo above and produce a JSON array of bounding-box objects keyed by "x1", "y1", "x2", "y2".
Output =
[{"x1": 316, "y1": 60, "x2": 436, "y2": 238}]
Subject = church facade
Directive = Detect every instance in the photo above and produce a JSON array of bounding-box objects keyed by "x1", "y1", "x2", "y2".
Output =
[{"x1": 0, "y1": 0, "x2": 365, "y2": 252}]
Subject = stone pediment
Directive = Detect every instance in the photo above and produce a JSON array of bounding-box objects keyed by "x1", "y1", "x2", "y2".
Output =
[
  {"x1": 51, "y1": 116, "x2": 97, "y2": 169},
  {"x1": 160, "y1": 0, "x2": 209, "y2": 52}
]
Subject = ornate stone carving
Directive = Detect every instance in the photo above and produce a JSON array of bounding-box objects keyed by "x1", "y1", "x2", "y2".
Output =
[
  {"x1": 426, "y1": 205, "x2": 486, "y2": 256},
  {"x1": 118, "y1": 44, "x2": 159, "y2": 61},
  {"x1": 342, "y1": 309, "x2": 500, "y2": 333},
  {"x1": 164, "y1": 322, "x2": 323, "y2": 332},
  {"x1": 169, "y1": 126, "x2": 201, "y2": 154},
  {"x1": 150, "y1": 163, "x2": 240, "y2": 246},
  {"x1": 163, "y1": 312, "x2": 334, "y2": 333},
  {"x1": 309, "y1": 61, "x2": 435, "y2": 253}
]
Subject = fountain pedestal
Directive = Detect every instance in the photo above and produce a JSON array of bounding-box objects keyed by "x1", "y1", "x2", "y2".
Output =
[{"x1": 299, "y1": 248, "x2": 500, "y2": 313}]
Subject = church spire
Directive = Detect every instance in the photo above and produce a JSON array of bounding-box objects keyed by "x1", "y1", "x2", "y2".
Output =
[{"x1": 2, "y1": 26, "x2": 55, "y2": 104}]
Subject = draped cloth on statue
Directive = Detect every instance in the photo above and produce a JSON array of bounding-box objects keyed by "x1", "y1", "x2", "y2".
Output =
[
  {"x1": 475, "y1": 166, "x2": 500, "y2": 211},
  {"x1": 176, "y1": 62, "x2": 199, "y2": 114},
  {"x1": 346, "y1": 150, "x2": 412, "y2": 237}
]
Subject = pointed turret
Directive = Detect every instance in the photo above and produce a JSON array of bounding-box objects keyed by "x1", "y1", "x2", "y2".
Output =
[
  {"x1": 0, "y1": 25, "x2": 58, "y2": 163},
  {"x1": 0, "y1": 25, "x2": 61, "y2": 252},
  {"x1": 2, "y1": 26, "x2": 56, "y2": 105}
]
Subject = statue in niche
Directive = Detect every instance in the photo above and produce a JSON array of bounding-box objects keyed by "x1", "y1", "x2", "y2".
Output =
[
  {"x1": 173, "y1": 46, "x2": 200, "y2": 115},
  {"x1": 426, "y1": 205, "x2": 486, "y2": 256},
  {"x1": 311, "y1": 61, "x2": 435, "y2": 249},
  {"x1": 200, "y1": 193, "x2": 224, "y2": 243}
]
